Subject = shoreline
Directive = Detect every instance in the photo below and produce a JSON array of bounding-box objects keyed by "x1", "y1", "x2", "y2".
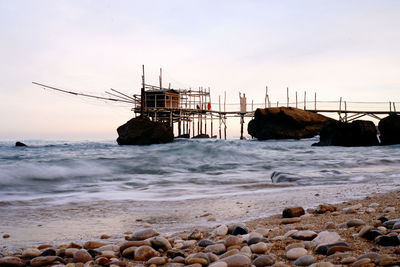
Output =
[{"x1": 1, "y1": 182, "x2": 399, "y2": 249}]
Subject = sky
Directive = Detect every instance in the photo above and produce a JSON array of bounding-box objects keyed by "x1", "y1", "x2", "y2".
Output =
[{"x1": 1, "y1": 0, "x2": 399, "y2": 140}]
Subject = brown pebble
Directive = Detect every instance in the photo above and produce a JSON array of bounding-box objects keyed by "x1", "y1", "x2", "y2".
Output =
[
  {"x1": 351, "y1": 258, "x2": 371, "y2": 267},
  {"x1": 136, "y1": 218, "x2": 143, "y2": 221},
  {"x1": 326, "y1": 246, "x2": 353, "y2": 255},
  {"x1": 0, "y1": 256, "x2": 24, "y2": 267},
  {"x1": 83, "y1": 241, "x2": 106, "y2": 249},
  {"x1": 68, "y1": 242, "x2": 82, "y2": 249},
  {"x1": 315, "y1": 204, "x2": 337, "y2": 214},
  {"x1": 100, "y1": 234, "x2": 111, "y2": 239},
  {"x1": 282, "y1": 207, "x2": 305, "y2": 218},
  {"x1": 2, "y1": 234, "x2": 10, "y2": 238},
  {"x1": 281, "y1": 217, "x2": 301, "y2": 224},
  {"x1": 208, "y1": 217, "x2": 217, "y2": 221},
  {"x1": 38, "y1": 244, "x2": 53, "y2": 250}
]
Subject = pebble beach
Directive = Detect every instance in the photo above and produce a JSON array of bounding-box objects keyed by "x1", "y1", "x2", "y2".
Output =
[{"x1": 1, "y1": 187, "x2": 399, "y2": 266}]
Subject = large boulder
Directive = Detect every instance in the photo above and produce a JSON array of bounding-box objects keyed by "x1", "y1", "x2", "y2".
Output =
[
  {"x1": 116, "y1": 117, "x2": 174, "y2": 145},
  {"x1": 247, "y1": 107, "x2": 333, "y2": 140},
  {"x1": 378, "y1": 114, "x2": 400, "y2": 145},
  {"x1": 313, "y1": 120, "x2": 379, "y2": 146}
]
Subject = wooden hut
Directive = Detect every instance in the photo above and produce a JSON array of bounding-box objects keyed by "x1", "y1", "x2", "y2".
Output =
[{"x1": 145, "y1": 89, "x2": 180, "y2": 109}]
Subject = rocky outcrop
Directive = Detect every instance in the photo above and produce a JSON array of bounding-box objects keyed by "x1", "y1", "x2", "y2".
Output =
[
  {"x1": 378, "y1": 114, "x2": 400, "y2": 145},
  {"x1": 15, "y1": 141, "x2": 27, "y2": 147},
  {"x1": 116, "y1": 117, "x2": 174, "y2": 145},
  {"x1": 313, "y1": 120, "x2": 379, "y2": 146},
  {"x1": 193, "y1": 134, "x2": 210, "y2": 139},
  {"x1": 247, "y1": 107, "x2": 333, "y2": 140}
]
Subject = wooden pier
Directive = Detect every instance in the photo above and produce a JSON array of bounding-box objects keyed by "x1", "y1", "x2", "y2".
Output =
[{"x1": 33, "y1": 66, "x2": 399, "y2": 139}]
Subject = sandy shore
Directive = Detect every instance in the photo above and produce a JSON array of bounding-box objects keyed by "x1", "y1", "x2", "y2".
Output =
[{"x1": 0, "y1": 182, "x2": 398, "y2": 248}]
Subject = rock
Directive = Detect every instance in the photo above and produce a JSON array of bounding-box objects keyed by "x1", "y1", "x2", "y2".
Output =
[
  {"x1": 30, "y1": 256, "x2": 64, "y2": 267},
  {"x1": 188, "y1": 229, "x2": 203, "y2": 240},
  {"x1": 252, "y1": 254, "x2": 276, "y2": 266},
  {"x1": 205, "y1": 243, "x2": 226, "y2": 254},
  {"x1": 285, "y1": 243, "x2": 305, "y2": 251},
  {"x1": 315, "y1": 242, "x2": 349, "y2": 255},
  {"x1": 120, "y1": 240, "x2": 152, "y2": 252},
  {"x1": 147, "y1": 256, "x2": 167, "y2": 265},
  {"x1": 283, "y1": 230, "x2": 298, "y2": 239},
  {"x1": 209, "y1": 262, "x2": 228, "y2": 267},
  {"x1": 83, "y1": 241, "x2": 107, "y2": 249},
  {"x1": 214, "y1": 225, "x2": 229, "y2": 236},
  {"x1": 383, "y1": 219, "x2": 399, "y2": 228},
  {"x1": 22, "y1": 248, "x2": 41, "y2": 258},
  {"x1": 130, "y1": 228, "x2": 159, "y2": 241},
  {"x1": 282, "y1": 207, "x2": 305, "y2": 218},
  {"x1": 309, "y1": 263, "x2": 333, "y2": 267},
  {"x1": 281, "y1": 218, "x2": 301, "y2": 224},
  {"x1": 376, "y1": 235, "x2": 400, "y2": 246},
  {"x1": 351, "y1": 258, "x2": 371, "y2": 267},
  {"x1": 134, "y1": 245, "x2": 159, "y2": 261},
  {"x1": 150, "y1": 236, "x2": 172, "y2": 251},
  {"x1": 341, "y1": 257, "x2": 357, "y2": 264},
  {"x1": 293, "y1": 255, "x2": 315, "y2": 266},
  {"x1": 0, "y1": 257, "x2": 24, "y2": 267},
  {"x1": 286, "y1": 248, "x2": 307, "y2": 260},
  {"x1": 312, "y1": 231, "x2": 341, "y2": 245},
  {"x1": 324, "y1": 222, "x2": 336, "y2": 230},
  {"x1": 116, "y1": 117, "x2": 174, "y2": 145},
  {"x1": 2, "y1": 234, "x2": 10, "y2": 238},
  {"x1": 224, "y1": 236, "x2": 242, "y2": 247},
  {"x1": 292, "y1": 230, "x2": 317, "y2": 241},
  {"x1": 193, "y1": 134, "x2": 210, "y2": 139},
  {"x1": 248, "y1": 107, "x2": 332, "y2": 140},
  {"x1": 232, "y1": 225, "x2": 248, "y2": 236},
  {"x1": 377, "y1": 255, "x2": 398, "y2": 266},
  {"x1": 314, "y1": 120, "x2": 379, "y2": 146},
  {"x1": 220, "y1": 254, "x2": 251, "y2": 267},
  {"x1": 250, "y1": 242, "x2": 269, "y2": 254},
  {"x1": 358, "y1": 226, "x2": 374, "y2": 237},
  {"x1": 15, "y1": 141, "x2": 27, "y2": 147},
  {"x1": 185, "y1": 252, "x2": 209, "y2": 265},
  {"x1": 271, "y1": 262, "x2": 291, "y2": 267},
  {"x1": 357, "y1": 252, "x2": 381, "y2": 262},
  {"x1": 219, "y1": 249, "x2": 239, "y2": 259},
  {"x1": 73, "y1": 249, "x2": 93, "y2": 263},
  {"x1": 346, "y1": 219, "x2": 366, "y2": 227},
  {"x1": 40, "y1": 248, "x2": 56, "y2": 256},
  {"x1": 378, "y1": 114, "x2": 400, "y2": 145},
  {"x1": 198, "y1": 239, "x2": 215, "y2": 247},
  {"x1": 315, "y1": 204, "x2": 337, "y2": 214},
  {"x1": 247, "y1": 237, "x2": 262, "y2": 245},
  {"x1": 326, "y1": 246, "x2": 353, "y2": 255},
  {"x1": 366, "y1": 208, "x2": 375, "y2": 214}
]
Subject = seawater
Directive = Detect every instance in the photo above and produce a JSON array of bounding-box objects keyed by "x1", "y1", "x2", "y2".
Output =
[{"x1": 0, "y1": 138, "x2": 399, "y2": 205}]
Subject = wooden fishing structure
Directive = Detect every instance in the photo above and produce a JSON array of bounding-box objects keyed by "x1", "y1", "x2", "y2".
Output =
[{"x1": 33, "y1": 66, "x2": 399, "y2": 140}]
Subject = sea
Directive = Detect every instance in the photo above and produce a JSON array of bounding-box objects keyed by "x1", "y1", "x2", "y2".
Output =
[{"x1": 1, "y1": 137, "x2": 400, "y2": 207}]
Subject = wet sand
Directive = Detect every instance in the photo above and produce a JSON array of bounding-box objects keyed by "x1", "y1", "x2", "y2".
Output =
[{"x1": 0, "y1": 182, "x2": 398, "y2": 248}]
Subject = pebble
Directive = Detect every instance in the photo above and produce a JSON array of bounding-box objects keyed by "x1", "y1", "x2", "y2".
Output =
[
  {"x1": 186, "y1": 252, "x2": 209, "y2": 265},
  {"x1": 315, "y1": 242, "x2": 349, "y2": 255},
  {"x1": 378, "y1": 255, "x2": 397, "y2": 266},
  {"x1": 247, "y1": 236, "x2": 262, "y2": 245},
  {"x1": 2, "y1": 234, "x2": 10, "y2": 238},
  {"x1": 283, "y1": 229, "x2": 298, "y2": 239},
  {"x1": 151, "y1": 236, "x2": 172, "y2": 251},
  {"x1": 324, "y1": 222, "x2": 336, "y2": 229},
  {"x1": 147, "y1": 256, "x2": 167, "y2": 265},
  {"x1": 219, "y1": 249, "x2": 239, "y2": 259},
  {"x1": 341, "y1": 256, "x2": 357, "y2": 264},
  {"x1": 134, "y1": 245, "x2": 159, "y2": 261},
  {"x1": 365, "y1": 208, "x2": 375, "y2": 214},
  {"x1": 65, "y1": 248, "x2": 79, "y2": 257},
  {"x1": 121, "y1": 246, "x2": 136, "y2": 258},
  {"x1": 224, "y1": 236, "x2": 242, "y2": 247},
  {"x1": 286, "y1": 248, "x2": 307, "y2": 260},
  {"x1": 357, "y1": 252, "x2": 381, "y2": 262},
  {"x1": 375, "y1": 235, "x2": 400, "y2": 246},
  {"x1": 309, "y1": 262, "x2": 333, "y2": 267},
  {"x1": 249, "y1": 242, "x2": 269, "y2": 254},
  {"x1": 100, "y1": 234, "x2": 110, "y2": 239},
  {"x1": 188, "y1": 229, "x2": 203, "y2": 240},
  {"x1": 343, "y1": 207, "x2": 357, "y2": 214},
  {"x1": 131, "y1": 228, "x2": 159, "y2": 241},
  {"x1": 205, "y1": 243, "x2": 226, "y2": 254},
  {"x1": 271, "y1": 262, "x2": 291, "y2": 267},
  {"x1": 209, "y1": 262, "x2": 228, "y2": 267},
  {"x1": 312, "y1": 231, "x2": 341, "y2": 245},
  {"x1": 291, "y1": 230, "x2": 317, "y2": 241},
  {"x1": 351, "y1": 258, "x2": 371, "y2": 267},
  {"x1": 282, "y1": 207, "x2": 305, "y2": 218},
  {"x1": 383, "y1": 206, "x2": 395, "y2": 213},
  {"x1": 393, "y1": 220, "x2": 400, "y2": 230},
  {"x1": 252, "y1": 254, "x2": 276, "y2": 266},
  {"x1": 214, "y1": 225, "x2": 229, "y2": 236},
  {"x1": 73, "y1": 249, "x2": 93, "y2": 263},
  {"x1": 285, "y1": 243, "x2": 305, "y2": 251},
  {"x1": 22, "y1": 248, "x2": 41, "y2": 258},
  {"x1": 198, "y1": 239, "x2": 215, "y2": 247},
  {"x1": 315, "y1": 204, "x2": 337, "y2": 214},
  {"x1": 220, "y1": 254, "x2": 251, "y2": 267},
  {"x1": 231, "y1": 225, "x2": 248, "y2": 236},
  {"x1": 0, "y1": 256, "x2": 24, "y2": 267},
  {"x1": 346, "y1": 219, "x2": 366, "y2": 227},
  {"x1": 293, "y1": 255, "x2": 315, "y2": 266},
  {"x1": 281, "y1": 218, "x2": 301, "y2": 224},
  {"x1": 30, "y1": 256, "x2": 64, "y2": 267},
  {"x1": 326, "y1": 245, "x2": 353, "y2": 255},
  {"x1": 83, "y1": 241, "x2": 106, "y2": 249}
]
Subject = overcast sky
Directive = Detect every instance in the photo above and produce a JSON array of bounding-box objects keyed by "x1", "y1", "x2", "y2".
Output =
[{"x1": 1, "y1": 0, "x2": 399, "y2": 140}]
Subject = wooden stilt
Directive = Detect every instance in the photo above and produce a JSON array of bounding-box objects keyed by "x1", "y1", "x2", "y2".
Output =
[{"x1": 240, "y1": 114, "x2": 244, "y2": 140}]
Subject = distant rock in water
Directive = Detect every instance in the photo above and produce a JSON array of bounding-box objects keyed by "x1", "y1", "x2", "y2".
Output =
[
  {"x1": 176, "y1": 133, "x2": 190, "y2": 139},
  {"x1": 378, "y1": 114, "x2": 400, "y2": 145},
  {"x1": 15, "y1": 141, "x2": 27, "y2": 147},
  {"x1": 116, "y1": 117, "x2": 174, "y2": 145},
  {"x1": 193, "y1": 134, "x2": 210, "y2": 139},
  {"x1": 313, "y1": 120, "x2": 379, "y2": 146},
  {"x1": 247, "y1": 107, "x2": 333, "y2": 140},
  {"x1": 271, "y1": 171, "x2": 303, "y2": 184}
]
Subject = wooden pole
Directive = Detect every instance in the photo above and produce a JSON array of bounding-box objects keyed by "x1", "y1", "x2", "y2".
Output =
[
  {"x1": 339, "y1": 97, "x2": 342, "y2": 121},
  {"x1": 219, "y1": 95, "x2": 222, "y2": 139},
  {"x1": 303, "y1": 91, "x2": 306, "y2": 110},
  {"x1": 224, "y1": 91, "x2": 227, "y2": 140},
  {"x1": 240, "y1": 114, "x2": 244, "y2": 140},
  {"x1": 344, "y1": 101, "x2": 347, "y2": 122},
  {"x1": 141, "y1": 65, "x2": 145, "y2": 119},
  {"x1": 159, "y1": 68, "x2": 162, "y2": 90},
  {"x1": 390, "y1": 101, "x2": 392, "y2": 113},
  {"x1": 265, "y1": 86, "x2": 268, "y2": 108},
  {"x1": 296, "y1": 91, "x2": 298, "y2": 108},
  {"x1": 314, "y1": 92, "x2": 317, "y2": 111},
  {"x1": 287, "y1": 87, "x2": 289, "y2": 107},
  {"x1": 210, "y1": 88, "x2": 213, "y2": 137},
  {"x1": 394, "y1": 102, "x2": 397, "y2": 112}
]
